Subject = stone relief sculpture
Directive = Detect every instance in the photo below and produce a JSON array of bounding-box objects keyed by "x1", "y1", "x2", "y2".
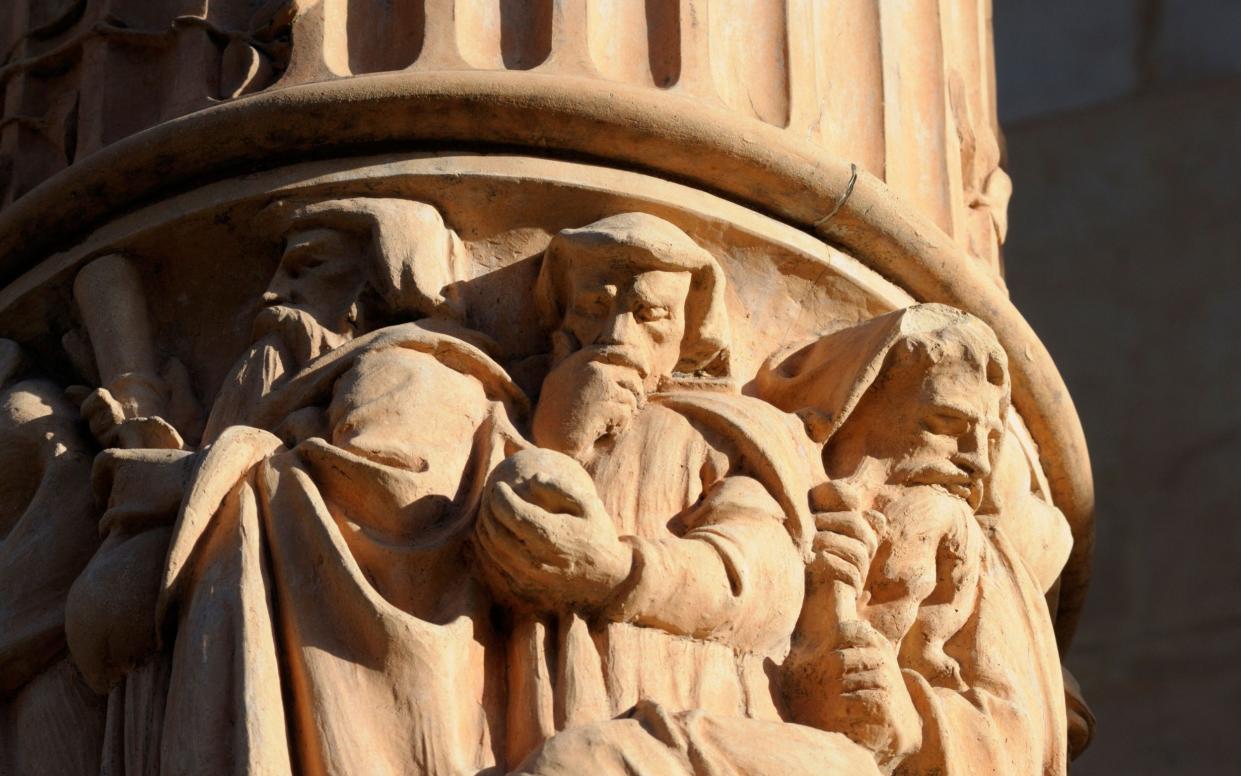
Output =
[
  {"x1": 477, "y1": 214, "x2": 818, "y2": 766},
  {"x1": 1, "y1": 193, "x2": 1074, "y2": 776},
  {"x1": 66, "y1": 197, "x2": 505, "y2": 774},
  {"x1": 0, "y1": 3, "x2": 1097, "y2": 773},
  {"x1": 758, "y1": 306, "x2": 1067, "y2": 775}
]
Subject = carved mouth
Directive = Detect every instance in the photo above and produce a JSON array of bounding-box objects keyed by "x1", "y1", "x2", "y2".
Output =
[
  {"x1": 899, "y1": 465, "x2": 982, "y2": 510},
  {"x1": 585, "y1": 347, "x2": 646, "y2": 377}
]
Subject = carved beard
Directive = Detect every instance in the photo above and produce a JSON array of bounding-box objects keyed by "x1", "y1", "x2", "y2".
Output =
[
  {"x1": 533, "y1": 348, "x2": 646, "y2": 464},
  {"x1": 252, "y1": 304, "x2": 354, "y2": 368},
  {"x1": 813, "y1": 453, "x2": 983, "y2": 515}
]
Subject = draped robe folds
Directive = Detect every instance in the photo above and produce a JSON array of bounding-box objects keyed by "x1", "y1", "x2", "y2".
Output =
[
  {"x1": 515, "y1": 403, "x2": 1067, "y2": 775},
  {"x1": 97, "y1": 325, "x2": 523, "y2": 775},
  {"x1": 504, "y1": 392, "x2": 820, "y2": 765},
  {"x1": 73, "y1": 330, "x2": 306, "y2": 776},
  {"x1": 0, "y1": 380, "x2": 107, "y2": 776},
  {"x1": 518, "y1": 506, "x2": 1068, "y2": 776},
  {"x1": 896, "y1": 521, "x2": 1068, "y2": 776}
]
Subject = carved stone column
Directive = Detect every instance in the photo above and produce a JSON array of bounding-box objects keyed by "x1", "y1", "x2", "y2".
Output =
[{"x1": 0, "y1": 2, "x2": 1093, "y2": 774}]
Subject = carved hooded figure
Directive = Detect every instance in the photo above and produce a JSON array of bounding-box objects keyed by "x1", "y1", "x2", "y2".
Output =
[
  {"x1": 66, "y1": 199, "x2": 510, "y2": 775},
  {"x1": 474, "y1": 213, "x2": 830, "y2": 770},
  {"x1": 756, "y1": 304, "x2": 1069, "y2": 776},
  {"x1": 72, "y1": 323, "x2": 528, "y2": 776},
  {"x1": 202, "y1": 196, "x2": 470, "y2": 441}
]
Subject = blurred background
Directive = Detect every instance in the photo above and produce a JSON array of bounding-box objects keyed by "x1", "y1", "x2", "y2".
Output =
[{"x1": 994, "y1": 1, "x2": 1241, "y2": 773}]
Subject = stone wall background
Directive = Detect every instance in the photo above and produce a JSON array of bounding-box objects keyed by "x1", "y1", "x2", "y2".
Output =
[{"x1": 995, "y1": 2, "x2": 1241, "y2": 773}]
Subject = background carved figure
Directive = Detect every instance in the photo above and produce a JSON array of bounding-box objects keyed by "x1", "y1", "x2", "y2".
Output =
[
  {"x1": 0, "y1": 339, "x2": 106, "y2": 776},
  {"x1": 759, "y1": 304, "x2": 1069, "y2": 775}
]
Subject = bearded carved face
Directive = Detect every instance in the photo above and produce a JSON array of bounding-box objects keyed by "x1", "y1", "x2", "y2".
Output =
[
  {"x1": 533, "y1": 263, "x2": 692, "y2": 461},
  {"x1": 558, "y1": 263, "x2": 692, "y2": 389},
  {"x1": 253, "y1": 227, "x2": 370, "y2": 363},
  {"x1": 823, "y1": 343, "x2": 1006, "y2": 512}
]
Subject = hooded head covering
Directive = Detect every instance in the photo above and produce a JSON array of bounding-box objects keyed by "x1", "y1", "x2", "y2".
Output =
[
  {"x1": 754, "y1": 304, "x2": 1010, "y2": 445},
  {"x1": 261, "y1": 197, "x2": 469, "y2": 322},
  {"x1": 534, "y1": 212, "x2": 731, "y2": 376}
]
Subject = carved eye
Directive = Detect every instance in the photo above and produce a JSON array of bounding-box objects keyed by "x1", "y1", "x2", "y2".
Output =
[
  {"x1": 922, "y1": 411, "x2": 970, "y2": 436},
  {"x1": 282, "y1": 244, "x2": 327, "y2": 277},
  {"x1": 635, "y1": 304, "x2": 670, "y2": 323}
]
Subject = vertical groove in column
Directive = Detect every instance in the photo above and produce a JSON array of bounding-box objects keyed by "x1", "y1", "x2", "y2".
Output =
[
  {"x1": 70, "y1": 1, "x2": 109, "y2": 161},
  {"x1": 278, "y1": 0, "x2": 349, "y2": 85},
  {"x1": 983, "y1": 0, "x2": 999, "y2": 144},
  {"x1": 499, "y1": 0, "x2": 553, "y2": 70},
  {"x1": 584, "y1": 0, "x2": 679, "y2": 88},
  {"x1": 645, "y1": 0, "x2": 680, "y2": 88},
  {"x1": 783, "y1": 0, "x2": 817, "y2": 141},
  {"x1": 538, "y1": 0, "x2": 595, "y2": 75},
  {"x1": 937, "y1": 0, "x2": 969, "y2": 244},
  {"x1": 586, "y1": 0, "x2": 648, "y2": 85},
  {"x1": 0, "y1": 1, "x2": 32, "y2": 206},
  {"x1": 162, "y1": 1, "x2": 215, "y2": 124},
  {"x1": 413, "y1": 0, "x2": 466, "y2": 70},
  {"x1": 671, "y1": 0, "x2": 719, "y2": 102}
]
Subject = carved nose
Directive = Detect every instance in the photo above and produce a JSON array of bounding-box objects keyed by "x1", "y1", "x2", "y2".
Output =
[
  {"x1": 953, "y1": 451, "x2": 991, "y2": 480},
  {"x1": 598, "y1": 312, "x2": 638, "y2": 345}
]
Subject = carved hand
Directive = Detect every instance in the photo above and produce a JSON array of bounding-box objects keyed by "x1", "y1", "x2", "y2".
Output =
[
  {"x1": 78, "y1": 384, "x2": 183, "y2": 450},
  {"x1": 798, "y1": 509, "x2": 887, "y2": 640},
  {"x1": 809, "y1": 509, "x2": 886, "y2": 593},
  {"x1": 475, "y1": 447, "x2": 633, "y2": 612},
  {"x1": 815, "y1": 619, "x2": 921, "y2": 770}
]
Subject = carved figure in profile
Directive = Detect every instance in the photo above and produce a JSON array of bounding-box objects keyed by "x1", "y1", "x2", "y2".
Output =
[
  {"x1": 757, "y1": 304, "x2": 1069, "y2": 775},
  {"x1": 76, "y1": 197, "x2": 469, "y2": 450},
  {"x1": 68, "y1": 199, "x2": 521, "y2": 774},
  {"x1": 474, "y1": 213, "x2": 855, "y2": 770},
  {"x1": 0, "y1": 339, "x2": 106, "y2": 775}
]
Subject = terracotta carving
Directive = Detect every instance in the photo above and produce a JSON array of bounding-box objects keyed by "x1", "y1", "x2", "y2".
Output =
[
  {"x1": 0, "y1": 4, "x2": 1093, "y2": 773},
  {"x1": 760, "y1": 305, "x2": 1067, "y2": 775},
  {"x1": 36, "y1": 199, "x2": 1078, "y2": 775},
  {"x1": 478, "y1": 214, "x2": 816, "y2": 766}
]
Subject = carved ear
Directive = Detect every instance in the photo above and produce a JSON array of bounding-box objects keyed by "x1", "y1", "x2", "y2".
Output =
[{"x1": 795, "y1": 407, "x2": 833, "y2": 444}]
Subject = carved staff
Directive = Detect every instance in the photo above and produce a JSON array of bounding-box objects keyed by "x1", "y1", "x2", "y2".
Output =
[{"x1": 74, "y1": 253, "x2": 182, "y2": 449}]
